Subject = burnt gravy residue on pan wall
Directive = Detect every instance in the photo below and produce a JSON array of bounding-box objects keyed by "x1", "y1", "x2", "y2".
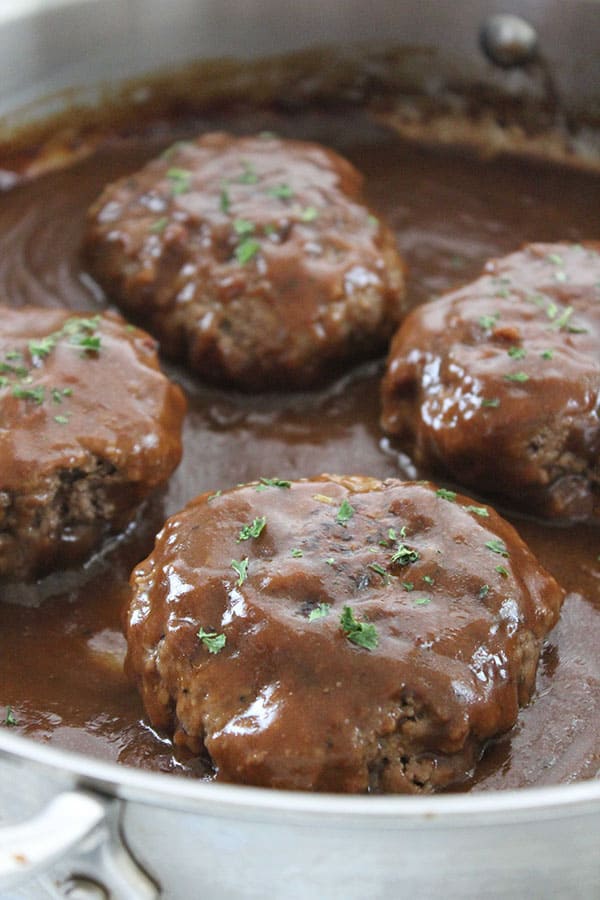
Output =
[{"x1": 0, "y1": 106, "x2": 598, "y2": 791}]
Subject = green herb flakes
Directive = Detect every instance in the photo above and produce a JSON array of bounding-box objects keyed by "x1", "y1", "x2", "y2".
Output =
[
  {"x1": 422, "y1": 575, "x2": 435, "y2": 585},
  {"x1": 53, "y1": 415, "x2": 69, "y2": 425},
  {"x1": 233, "y1": 218, "x2": 255, "y2": 236},
  {"x1": 485, "y1": 539, "x2": 509, "y2": 557},
  {"x1": 413, "y1": 597, "x2": 431, "y2": 606},
  {"x1": 340, "y1": 606, "x2": 378, "y2": 651},
  {"x1": 300, "y1": 206, "x2": 319, "y2": 222},
  {"x1": 495, "y1": 565, "x2": 509, "y2": 577},
  {"x1": 231, "y1": 557, "x2": 249, "y2": 587},
  {"x1": 235, "y1": 238, "x2": 261, "y2": 264},
  {"x1": 197, "y1": 628, "x2": 227, "y2": 654},
  {"x1": 207, "y1": 490, "x2": 222, "y2": 502},
  {"x1": 149, "y1": 217, "x2": 169, "y2": 234},
  {"x1": 238, "y1": 160, "x2": 258, "y2": 184},
  {"x1": 12, "y1": 385, "x2": 45, "y2": 404},
  {"x1": 4, "y1": 706, "x2": 17, "y2": 727},
  {"x1": 268, "y1": 183, "x2": 294, "y2": 200},
  {"x1": 479, "y1": 313, "x2": 500, "y2": 330},
  {"x1": 391, "y1": 543, "x2": 420, "y2": 567},
  {"x1": 258, "y1": 477, "x2": 291, "y2": 489},
  {"x1": 478, "y1": 584, "x2": 490, "y2": 600},
  {"x1": 481, "y1": 397, "x2": 500, "y2": 408},
  {"x1": 504, "y1": 372, "x2": 529, "y2": 383},
  {"x1": 507, "y1": 346, "x2": 526, "y2": 359},
  {"x1": 464, "y1": 505, "x2": 490, "y2": 518},
  {"x1": 220, "y1": 186, "x2": 231, "y2": 213},
  {"x1": 166, "y1": 167, "x2": 192, "y2": 195},
  {"x1": 308, "y1": 603, "x2": 331, "y2": 621},
  {"x1": 238, "y1": 516, "x2": 267, "y2": 542},
  {"x1": 291, "y1": 548, "x2": 304, "y2": 558},
  {"x1": 541, "y1": 349, "x2": 554, "y2": 360},
  {"x1": 402, "y1": 581, "x2": 414, "y2": 592},
  {"x1": 336, "y1": 498, "x2": 355, "y2": 527},
  {"x1": 436, "y1": 488, "x2": 456, "y2": 502},
  {"x1": 368, "y1": 562, "x2": 387, "y2": 578}
]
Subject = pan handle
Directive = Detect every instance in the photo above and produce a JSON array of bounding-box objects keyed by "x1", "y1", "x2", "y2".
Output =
[{"x1": 0, "y1": 789, "x2": 159, "y2": 898}]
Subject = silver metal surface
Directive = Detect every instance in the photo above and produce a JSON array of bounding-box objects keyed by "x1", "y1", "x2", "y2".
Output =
[
  {"x1": 480, "y1": 13, "x2": 539, "y2": 67},
  {"x1": 0, "y1": 1, "x2": 599, "y2": 898}
]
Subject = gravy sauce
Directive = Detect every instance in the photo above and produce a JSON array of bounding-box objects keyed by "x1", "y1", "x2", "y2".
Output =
[{"x1": 0, "y1": 108, "x2": 598, "y2": 791}]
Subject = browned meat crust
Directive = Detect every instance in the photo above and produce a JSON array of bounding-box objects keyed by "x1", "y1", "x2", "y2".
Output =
[
  {"x1": 125, "y1": 476, "x2": 563, "y2": 793},
  {"x1": 381, "y1": 242, "x2": 600, "y2": 522},
  {"x1": 0, "y1": 307, "x2": 186, "y2": 579},
  {"x1": 84, "y1": 132, "x2": 406, "y2": 391}
]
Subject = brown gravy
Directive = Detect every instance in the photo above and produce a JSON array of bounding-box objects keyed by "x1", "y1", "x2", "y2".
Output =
[{"x1": 0, "y1": 108, "x2": 598, "y2": 791}]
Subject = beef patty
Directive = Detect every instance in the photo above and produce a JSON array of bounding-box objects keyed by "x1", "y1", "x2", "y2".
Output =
[
  {"x1": 381, "y1": 242, "x2": 600, "y2": 522},
  {"x1": 83, "y1": 132, "x2": 406, "y2": 391},
  {"x1": 0, "y1": 307, "x2": 186, "y2": 580},
  {"x1": 124, "y1": 475, "x2": 563, "y2": 793}
]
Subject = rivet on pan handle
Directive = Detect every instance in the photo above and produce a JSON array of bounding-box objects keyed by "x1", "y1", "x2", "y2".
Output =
[{"x1": 0, "y1": 789, "x2": 159, "y2": 899}]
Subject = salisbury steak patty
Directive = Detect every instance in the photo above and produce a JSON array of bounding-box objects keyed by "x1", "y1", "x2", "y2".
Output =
[
  {"x1": 125, "y1": 475, "x2": 563, "y2": 793},
  {"x1": 0, "y1": 307, "x2": 186, "y2": 580},
  {"x1": 381, "y1": 242, "x2": 600, "y2": 521},
  {"x1": 84, "y1": 132, "x2": 406, "y2": 390}
]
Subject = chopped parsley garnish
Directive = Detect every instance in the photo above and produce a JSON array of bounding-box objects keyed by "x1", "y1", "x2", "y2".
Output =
[
  {"x1": 235, "y1": 238, "x2": 261, "y2": 264},
  {"x1": 481, "y1": 397, "x2": 500, "y2": 408},
  {"x1": 75, "y1": 334, "x2": 101, "y2": 353},
  {"x1": 300, "y1": 206, "x2": 319, "y2": 222},
  {"x1": 541, "y1": 349, "x2": 554, "y2": 360},
  {"x1": 268, "y1": 183, "x2": 294, "y2": 200},
  {"x1": 233, "y1": 218, "x2": 255, "y2": 236},
  {"x1": 422, "y1": 575, "x2": 435, "y2": 585},
  {"x1": 207, "y1": 490, "x2": 222, "y2": 502},
  {"x1": 336, "y1": 498, "x2": 355, "y2": 527},
  {"x1": 308, "y1": 603, "x2": 330, "y2": 621},
  {"x1": 258, "y1": 477, "x2": 291, "y2": 489},
  {"x1": 390, "y1": 543, "x2": 420, "y2": 567},
  {"x1": 479, "y1": 313, "x2": 500, "y2": 330},
  {"x1": 436, "y1": 488, "x2": 456, "y2": 502},
  {"x1": 325, "y1": 557, "x2": 335, "y2": 565},
  {"x1": 507, "y1": 346, "x2": 526, "y2": 359},
  {"x1": 291, "y1": 548, "x2": 304, "y2": 558},
  {"x1": 464, "y1": 505, "x2": 490, "y2": 518},
  {"x1": 485, "y1": 539, "x2": 509, "y2": 557},
  {"x1": 238, "y1": 160, "x2": 258, "y2": 184},
  {"x1": 504, "y1": 372, "x2": 529, "y2": 383},
  {"x1": 197, "y1": 628, "x2": 227, "y2": 654},
  {"x1": 231, "y1": 557, "x2": 249, "y2": 587},
  {"x1": 12, "y1": 385, "x2": 45, "y2": 404},
  {"x1": 402, "y1": 581, "x2": 414, "y2": 591},
  {"x1": 238, "y1": 516, "x2": 267, "y2": 541},
  {"x1": 368, "y1": 562, "x2": 388, "y2": 577},
  {"x1": 495, "y1": 565, "x2": 509, "y2": 577},
  {"x1": 149, "y1": 217, "x2": 169, "y2": 234},
  {"x1": 478, "y1": 584, "x2": 490, "y2": 600},
  {"x1": 28, "y1": 336, "x2": 56, "y2": 358},
  {"x1": 547, "y1": 253, "x2": 563, "y2": 266},
  {"x1": 166, "y1": 167, "x2": 192, "y2": 195},
  {"x1": 413, "y1": 597, "x2": 431, "y2": 606},
  {"x1": 340, "y1": 606, "x2": 378, "y2": 651},
  {"x1": 54, "y1": 414, "x2": 69, "y2": 425},
  {"x1": 4, "y1": 706, "x2": 17, "y2": 727},
  {"x1": 220, "y1": 187, "x2": 231, "y2": 213}
]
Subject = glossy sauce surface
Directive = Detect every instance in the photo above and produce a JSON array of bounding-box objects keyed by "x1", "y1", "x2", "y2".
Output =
[{"x1": 0, "y1": 108, "x2": 598, "y2": 791}]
